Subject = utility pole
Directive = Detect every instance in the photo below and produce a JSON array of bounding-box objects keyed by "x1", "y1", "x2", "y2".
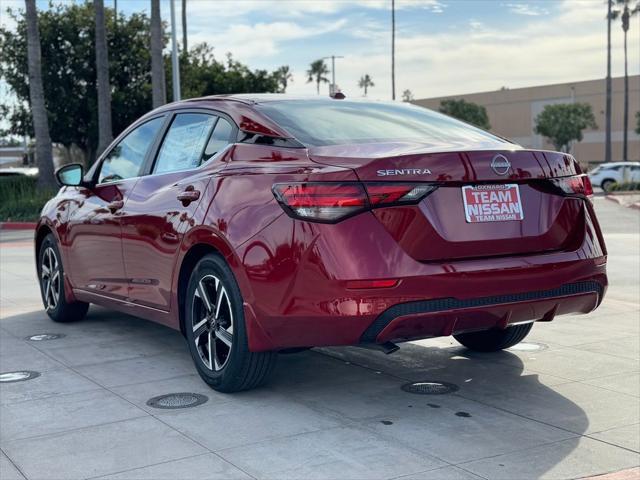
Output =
[
  {"x1": 391, "y1": 0, "x2": 396, "y2": 100},
  {"x1": 170, "y1": 0, "x2": 181, "y2": 101},
  {"x1": 605, "y1": 0, "x2": 612, "y2": 163},
  {"x1": 322, "y1": 55, "x2": 344, "y2": 95}
]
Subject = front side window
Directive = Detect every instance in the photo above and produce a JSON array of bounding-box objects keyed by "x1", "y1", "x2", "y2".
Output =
[
  {"x1": 98, "y1": 117, "x2": 164, "y2": 184},
  {"x1": 153, "y1": 113, "x2": 217, "y2": 174},
  {"x1": 256, "y1": 100, "x2": 510, "y2": 147}
]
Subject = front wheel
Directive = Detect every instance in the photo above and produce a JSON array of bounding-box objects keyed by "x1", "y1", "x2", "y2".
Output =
[
  {"x1": 184, "y1": 253, "x2": 277, "y2": 393},
  {"x1": 453, "y1": 323, "x2": 533, "y2": 352},
  {"x1": 38, "y1": 234, "x2": 89, "y2": 322}
]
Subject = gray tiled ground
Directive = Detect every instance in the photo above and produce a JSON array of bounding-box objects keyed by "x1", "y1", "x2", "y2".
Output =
[{"x1": 0, "y1": 198, "x2": 638, "y2": 479}]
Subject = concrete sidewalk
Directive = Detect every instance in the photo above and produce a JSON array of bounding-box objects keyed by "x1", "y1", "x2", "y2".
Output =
[{"x1": 1, "y1": 197, "x2": 638, "y2": 480}]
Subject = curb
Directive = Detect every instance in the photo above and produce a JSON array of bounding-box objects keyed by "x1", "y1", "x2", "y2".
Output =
[
  {"x1": 604, "y1": 195, "x2": 640, "y2": 210},
  {"x1": 0, "y1": 222, "x2": 37, "y2": 231}
]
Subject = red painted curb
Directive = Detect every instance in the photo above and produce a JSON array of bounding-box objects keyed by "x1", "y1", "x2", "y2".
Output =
[
  {"x1": 604, "y1": 195, "x2": 625, "y2": 206},
  {"x1": 0, "y1": 222, "x2": 37, "y2": 231}
]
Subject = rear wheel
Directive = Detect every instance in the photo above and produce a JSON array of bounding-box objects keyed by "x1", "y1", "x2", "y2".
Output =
[
  {"x1": 184, "y1": 253, "x2": 277, "y2": 393},
  {"x1": 38, "y1": 234, "x2": 89, "y2": 322},
  {"x1": 453, "y1": 323, "x2": 533, "y2": 352}
]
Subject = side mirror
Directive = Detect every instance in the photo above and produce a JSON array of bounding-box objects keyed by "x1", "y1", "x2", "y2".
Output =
[{"x1": 55, "y1": 163, "x2": 85, "y2": 187}]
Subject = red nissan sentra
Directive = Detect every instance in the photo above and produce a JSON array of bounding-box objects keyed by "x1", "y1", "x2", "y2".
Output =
[{"x1": 36, "y1": 95, "x2": 607, "y2": 392}]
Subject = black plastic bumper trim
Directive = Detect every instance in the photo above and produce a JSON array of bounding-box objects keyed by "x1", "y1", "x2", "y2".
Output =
[{"x1": 360, "y1": 280, "x2": 603, "y2": 343}]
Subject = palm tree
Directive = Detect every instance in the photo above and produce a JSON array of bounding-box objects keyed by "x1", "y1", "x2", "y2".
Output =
[
  {"x1": 181, "y1": 0, "x2": 187, "y2": 54},
  {"x1": 150, "y1": 0, "x2": 166, "y2": 108},
  {"x1": 605, "y1": 0, "x2": 613, "y2": 163},
  {"x1": 358, "y1": 74, "x2": 375, "y2": 96},
  {"x1": 94, "y1": 0, "x2": 113, "y2": 156},
  {"x1": 24, "y1": 0, "x2": 55, "y2": 189},
  {"x1": 612, "y1": 0, "x2": 639, "y2": 161},
  {"x1": 306, "y1": 60, "x2": 329, "y2": 95},
  {"x1": 402, "y1": 89, "x2": 414, "y2": 102},
  {"x1": 276, "y1": 66, "x2": 293, "y2": 93}
]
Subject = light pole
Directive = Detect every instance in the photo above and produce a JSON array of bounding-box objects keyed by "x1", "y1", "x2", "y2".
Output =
[
  {"x1": 391, "y1": 0, "x2": 396, "y2": 100},
  {"x1": 169, "y1": 0, "x2": 181, "y2": 101},
  {"x1": 322, "y1": 55, "x2": 344, "y2": 95}
]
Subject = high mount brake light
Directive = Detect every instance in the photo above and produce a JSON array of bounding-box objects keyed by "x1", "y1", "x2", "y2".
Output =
[
  {"x1": 550, "y1": 175, "x2": 593, "y2": 198},
  {"x1": 272, "y1": 182, "x2": 437, "y2": 223}
]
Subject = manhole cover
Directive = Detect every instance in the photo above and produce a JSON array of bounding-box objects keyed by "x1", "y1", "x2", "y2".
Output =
[
  {"x1": 25, "y1": 334, "x2": 65, "y2": 342},
  {"x1": 146, "y1": 393, "x2": 208, "y2": 409},
  {"x1": 401, "y1": 381, "x2": 459, "y2": 395},
  {"x1": 0, "y1": 371, "x2": 41, "y2": 383},
  {"x1": 508, "y1": 342, "x2": 547, "y2": 352}
]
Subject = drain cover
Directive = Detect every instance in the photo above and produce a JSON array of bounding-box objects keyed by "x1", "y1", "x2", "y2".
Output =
[
  {"x1": 401, "y1": 381, "x2": 459, "y2": 395},
  {"x1": 0, "y1": 371, "x2": 41, "y2": 383},
  {"x1": 26, "y1": 334, "x2": 65, "y2": 342},
  {"x1": 146, "y1": 393, "x2": 208, "y2": 409},
  {"x1": 508, "y1": 342, "x2": 547, "y2": 352}
]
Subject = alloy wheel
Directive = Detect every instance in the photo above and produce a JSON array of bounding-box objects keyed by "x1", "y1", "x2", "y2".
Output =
[
  {"x1": 191, "y1": 274, "x2": 234, "y2": 371},
  {"x1": 41, "y1": 247, "x2": 60, "y2": 311}
]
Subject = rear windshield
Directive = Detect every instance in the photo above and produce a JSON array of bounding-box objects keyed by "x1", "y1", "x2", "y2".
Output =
[{"x1": 256, "y1": 100, "x2": 510, "y2": 147}]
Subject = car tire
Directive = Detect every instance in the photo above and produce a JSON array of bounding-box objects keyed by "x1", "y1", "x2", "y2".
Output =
[
  {"x1": 601, "y1": 179, "x2": 616, "y2": 192},
  {"x1": 184, "y1": 253, "x2": 277, "y2": 393},
  {"x1": 453, "y1": 323, "x2": 533, "y2": 352},
  {"x1": 38, "y1": 234, "x2": 89, "y2": 323}
]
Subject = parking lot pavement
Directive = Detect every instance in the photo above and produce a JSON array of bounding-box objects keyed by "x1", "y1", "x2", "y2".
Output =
[{"x1": 0, "y1": 197, "x2": 638, "y2": 480}]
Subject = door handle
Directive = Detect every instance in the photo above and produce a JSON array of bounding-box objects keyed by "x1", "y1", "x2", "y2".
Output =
[
  {"x1": 107, "y1": 200, "x2": 124, "y2": 212},
  {"x1": 177, "y1": 187, "x2": 201, "y2": 206}
]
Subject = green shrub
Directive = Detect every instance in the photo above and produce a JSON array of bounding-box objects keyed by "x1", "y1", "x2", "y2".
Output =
[
  {"x1": 609, "y1": 182, "x2": 640, "y2": 192},
  {"x1": 0, "y1": 176, "x2": 56, "y2": 221}
]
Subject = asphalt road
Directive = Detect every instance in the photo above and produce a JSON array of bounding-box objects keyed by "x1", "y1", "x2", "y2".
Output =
[{"x1": 0, "y1": 197, "x2": 638, "y2": 480}]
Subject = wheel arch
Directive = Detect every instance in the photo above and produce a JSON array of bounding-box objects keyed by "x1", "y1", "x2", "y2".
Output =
[{"x1": 174, "y1": 226, "x2": 249, "y2": 336}]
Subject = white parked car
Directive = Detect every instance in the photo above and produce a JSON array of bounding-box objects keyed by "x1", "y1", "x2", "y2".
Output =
[{"x1": 588, "y1": 162, "x2": 640, "y2": 192}]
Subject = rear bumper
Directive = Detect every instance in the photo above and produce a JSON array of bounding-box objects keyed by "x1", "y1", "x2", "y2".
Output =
[
  {"x1": 365, "y1": 280, "x2": 604, "y2": 344},
  {"x1": 236, "y1": 211, "x2": 608, "y2": 352}
]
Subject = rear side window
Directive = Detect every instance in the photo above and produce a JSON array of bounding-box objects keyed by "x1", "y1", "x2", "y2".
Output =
[
  {"x1": 154, "y1": 113, "x2": 217, "y2": 174},
  {"x1": 203, "y1": 117, "x2": 234, "y2": 162},
  {"x1": 256, "y1": 100, "x2": 509, "y2": 147},
  {"x1": 99, "y1": 117, "x2": 164, "y2": 183}
]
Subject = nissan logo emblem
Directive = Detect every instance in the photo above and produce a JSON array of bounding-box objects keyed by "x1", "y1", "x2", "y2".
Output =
[{"x1": 491, "y1": 154, "x2": 511, "y2": 176}]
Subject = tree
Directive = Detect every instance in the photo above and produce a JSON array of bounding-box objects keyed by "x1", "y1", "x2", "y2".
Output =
[
  {"x1": 275, "y1": 65, "x2": 293, "y2": 93},
  {"x1": 169, "y1": 46, "x2": 282, "y2": 99},
  {"x1": 605, "y1": 0, "x2": 613, "y2": 163},
  {"x1": 24, "y1": 0, "x2": 55, "y2": 189},
  {"x1": 1, "y1": 3, "x2": 157, "y2": 163},
  {"x1": 401, "y1": 89, "x2": 414, "y2": 102},
  {"x1": 534, "y1": 103, "x2": 597, "y2": 153},
  {"x1": 95, "y1": 0, "x2": 113, "y2": 156},
  {"x1": 181, "y1": 0, "x2": 187, "y2": 54},
  {"x1": 439, "y1": 99, "x2": 491, "y2": 130},
  {"x1": 636, "y1": 111, "x2": 640, "y2": 135},
  {"x1": 358, "y1": 74, "x2": 375, "y2": 96},
  {"x1": 150, "y1": 0, "x2": 166, "y2": 108},
  {"x1": 1, "y1": 4, "x2": 284, "y2": 164},
  {"x1": 306, "y1": 59, "x2": 329, "y2": 95},
  {"x1": 612, "y1": 0, "x2": 639, "y2": 161}
]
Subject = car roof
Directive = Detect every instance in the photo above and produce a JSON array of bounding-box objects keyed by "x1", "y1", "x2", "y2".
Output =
[{"x1": 599, "y1": 162, "x2": 640, "y2": 167}]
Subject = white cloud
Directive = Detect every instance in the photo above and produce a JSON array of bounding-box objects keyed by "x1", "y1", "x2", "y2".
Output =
[{"x1": 505, "y1": 3, "x2": 550, "y2": 16}]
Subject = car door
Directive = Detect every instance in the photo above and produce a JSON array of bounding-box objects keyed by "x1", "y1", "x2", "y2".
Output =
[
  {"x1": 65, "y1": 116, "x2": 166, "y2": 299},
  {"x1": 120, "y1": 111, "x2": 236, "y2": 311}
]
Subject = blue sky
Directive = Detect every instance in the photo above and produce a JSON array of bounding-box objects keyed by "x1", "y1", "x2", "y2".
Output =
[{"x1": 1, "y1": 0, "x2": 639, "y2": 103}]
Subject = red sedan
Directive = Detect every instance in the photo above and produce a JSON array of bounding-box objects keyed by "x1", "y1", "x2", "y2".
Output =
[{"x1": 36, "y1": 95, "x2": 607, "y2": 392}]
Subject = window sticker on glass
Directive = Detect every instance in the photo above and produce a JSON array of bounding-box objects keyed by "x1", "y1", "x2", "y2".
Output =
[{"x1": 154, "y1": 114, "x2": 216, "y2": 174}]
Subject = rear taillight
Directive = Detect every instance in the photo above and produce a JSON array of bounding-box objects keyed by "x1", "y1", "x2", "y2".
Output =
[
  {"x1": 550, "y1": 175, "x2": 593, "y2": 198},
  {"x1": 272, "y1": 182, "x2": 437, "y2": 223}
]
